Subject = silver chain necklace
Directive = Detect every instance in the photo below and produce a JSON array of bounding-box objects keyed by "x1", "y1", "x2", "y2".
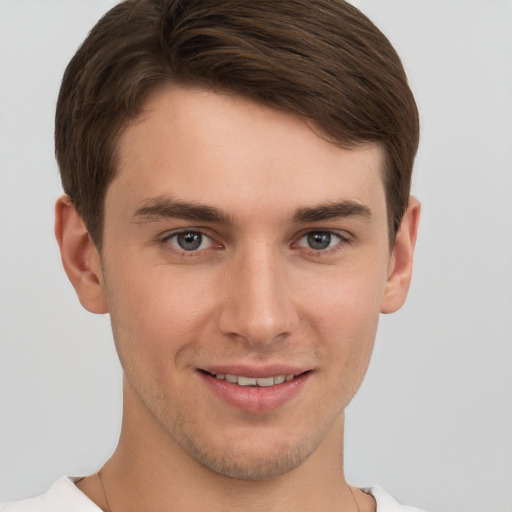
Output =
[{"x1": 98, "y1": 468, "x2": 361, "y2": 512}]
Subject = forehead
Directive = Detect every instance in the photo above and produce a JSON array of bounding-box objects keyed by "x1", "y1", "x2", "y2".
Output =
[{"x1": 110, "y1": 86, "x2": 387, "y2": 224}]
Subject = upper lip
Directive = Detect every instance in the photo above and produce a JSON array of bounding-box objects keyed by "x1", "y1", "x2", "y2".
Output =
[{"x1": 199, "y1": 365, "x2": 310, "y2": 378}]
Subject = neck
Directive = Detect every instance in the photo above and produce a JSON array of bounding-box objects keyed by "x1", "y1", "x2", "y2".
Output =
[{"x1": 82, "y1": 376, "x2": 370, "y2": 512}]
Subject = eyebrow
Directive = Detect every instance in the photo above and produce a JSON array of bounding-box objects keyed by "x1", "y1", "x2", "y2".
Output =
[
  {"x1": 132, "y1": 197, "x2": 233, "y2": 224},
  {"x1": 132, "y1": 197, "x2": 371, "y2": 225},
  {"x1": 292, "y1": 200, "x2": 372, "y2": 223}
]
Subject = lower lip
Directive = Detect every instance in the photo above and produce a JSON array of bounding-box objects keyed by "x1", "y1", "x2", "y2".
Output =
[{"x1": 200, "y1": 372, "x2": 310, "y2": 413}]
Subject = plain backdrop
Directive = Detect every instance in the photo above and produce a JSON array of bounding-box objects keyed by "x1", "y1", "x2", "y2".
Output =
[{"x1": 1, "y1": 1, "x2": 511, "y2": 511}]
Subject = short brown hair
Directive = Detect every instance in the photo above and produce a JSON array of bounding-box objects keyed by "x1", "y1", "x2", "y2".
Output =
[{"x1": 55, "y1": 0, "x2": 419, "y2": 248}]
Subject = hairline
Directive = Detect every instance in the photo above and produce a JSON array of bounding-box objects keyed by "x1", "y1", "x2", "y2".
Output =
[{"x1": 90, "y1": 81, "x2": 396, "y2": 253}]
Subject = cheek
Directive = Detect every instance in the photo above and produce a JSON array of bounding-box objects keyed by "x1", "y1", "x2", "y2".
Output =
[
  {"x1": 302, "y1": 262, "x2": 386, "y2": 390},
  {"x1": 104, "y1": 265, "x2": 216, "y2": 371},
  {"x1": 305, "y1": 258, "x2": 386, "y2": 332}
]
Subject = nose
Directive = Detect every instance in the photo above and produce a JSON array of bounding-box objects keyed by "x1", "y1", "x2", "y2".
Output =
[{"x1": 217, "y1": 246, "x2": 299, "y2": 347}]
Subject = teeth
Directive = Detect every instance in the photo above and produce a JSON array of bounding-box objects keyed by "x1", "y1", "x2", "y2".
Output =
[
  {"x1": 256, "y1": 377, "x2": 275, "y2": 387},
  {"x1": 214, "y1": 373, "x2": 296, "y2": 386},
  {"x1": 237, "y1": 376, "x2": 258, "y2": 386}
]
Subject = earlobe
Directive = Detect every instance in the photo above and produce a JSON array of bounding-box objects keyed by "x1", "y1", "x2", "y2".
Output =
[
  {"x1": 55, "y1": 195, "x2": 108, "y2": 314},
  {"x1": 380, "y1": 197, "x2": 421, "y2": 314}
]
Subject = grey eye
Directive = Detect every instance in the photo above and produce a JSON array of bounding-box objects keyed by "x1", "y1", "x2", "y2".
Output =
[
  {"x1": 307, "y1": 232, "x2": 333, "y2": 250},
  {"x1": 296, "y1": 231, "x2": 342, "y2": 251},
  {"x1": 171, "y1": 231, "x2": 207, "y2": 251}
]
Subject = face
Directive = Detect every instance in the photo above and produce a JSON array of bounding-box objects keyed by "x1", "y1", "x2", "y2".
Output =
[{"x1": 98, "y1": 86, "x2": 396, "y2": 479}]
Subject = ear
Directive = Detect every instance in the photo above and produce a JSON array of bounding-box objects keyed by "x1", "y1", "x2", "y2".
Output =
[
  {"x1": 380, "y1": 197, "x2": 421, "y2": 314},
  {"x1": 55, "y1": 195, "x2": 108, "y2": 314}
]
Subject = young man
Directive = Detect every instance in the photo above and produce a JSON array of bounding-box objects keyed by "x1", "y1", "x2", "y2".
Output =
[{"x1": 1, "y1": 0, "x2": 423, "y2": 510}]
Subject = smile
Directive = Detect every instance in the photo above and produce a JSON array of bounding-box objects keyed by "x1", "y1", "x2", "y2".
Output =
[
  {"x1": 211, "y1": 373, "x2": 295, "y2": 387},
  {"x1": 199, "y1": 369, "x2": 310, "y2": 412}
]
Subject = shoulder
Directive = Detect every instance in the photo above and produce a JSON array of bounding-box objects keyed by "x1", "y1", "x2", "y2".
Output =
[
  {"x1": 0, "y1": 477, "x2": 100, "y2": 512},
  {"x1": 364, "y1": 485, "x2": 428, "y2": 512}
]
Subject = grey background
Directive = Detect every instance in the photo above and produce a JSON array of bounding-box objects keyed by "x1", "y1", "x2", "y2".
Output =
[{"x1": 1, "y1": 1, "x2": 511, "y2": 511}]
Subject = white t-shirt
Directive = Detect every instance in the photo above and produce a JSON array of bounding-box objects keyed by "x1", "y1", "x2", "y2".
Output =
[{"x1": 0, "y1": 477, "x2": 427, "y2": 511}]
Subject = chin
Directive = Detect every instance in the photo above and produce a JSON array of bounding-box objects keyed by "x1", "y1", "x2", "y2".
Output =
[{"x1": 182, "y1": 433, "x2": 311, "y2": 481}]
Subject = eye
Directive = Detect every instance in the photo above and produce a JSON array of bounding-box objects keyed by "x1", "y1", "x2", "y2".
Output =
[
  {"x1": 164, "y1": 230, "x2": 215, "y2": 252},
  {"x1": 296, "y1": 231, "x2": 343, "y2": 251}
]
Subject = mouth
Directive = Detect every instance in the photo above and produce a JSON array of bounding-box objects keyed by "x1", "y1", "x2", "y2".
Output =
[
  {"x1": 198, "y1": 368, "x2": 310, "y2": 413},
  {"x1": 200, "y1": 370, "x2": 302, "y2": 387}
]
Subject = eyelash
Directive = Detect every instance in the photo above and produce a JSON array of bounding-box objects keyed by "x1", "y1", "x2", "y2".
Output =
[
  {"x1": 160, "y1": 229, "x2": 351, "y2": 256},
  {"x1": 293, "y1": 230, "x2": 351, "y2": 255},
  {"x1": 161, "y1": 229, "x2": 220, "y2": 256}
]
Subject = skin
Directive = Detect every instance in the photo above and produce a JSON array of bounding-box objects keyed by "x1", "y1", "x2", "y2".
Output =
[{"x1": 56, "y1": 86, "x2": 420, "y2": 512}]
